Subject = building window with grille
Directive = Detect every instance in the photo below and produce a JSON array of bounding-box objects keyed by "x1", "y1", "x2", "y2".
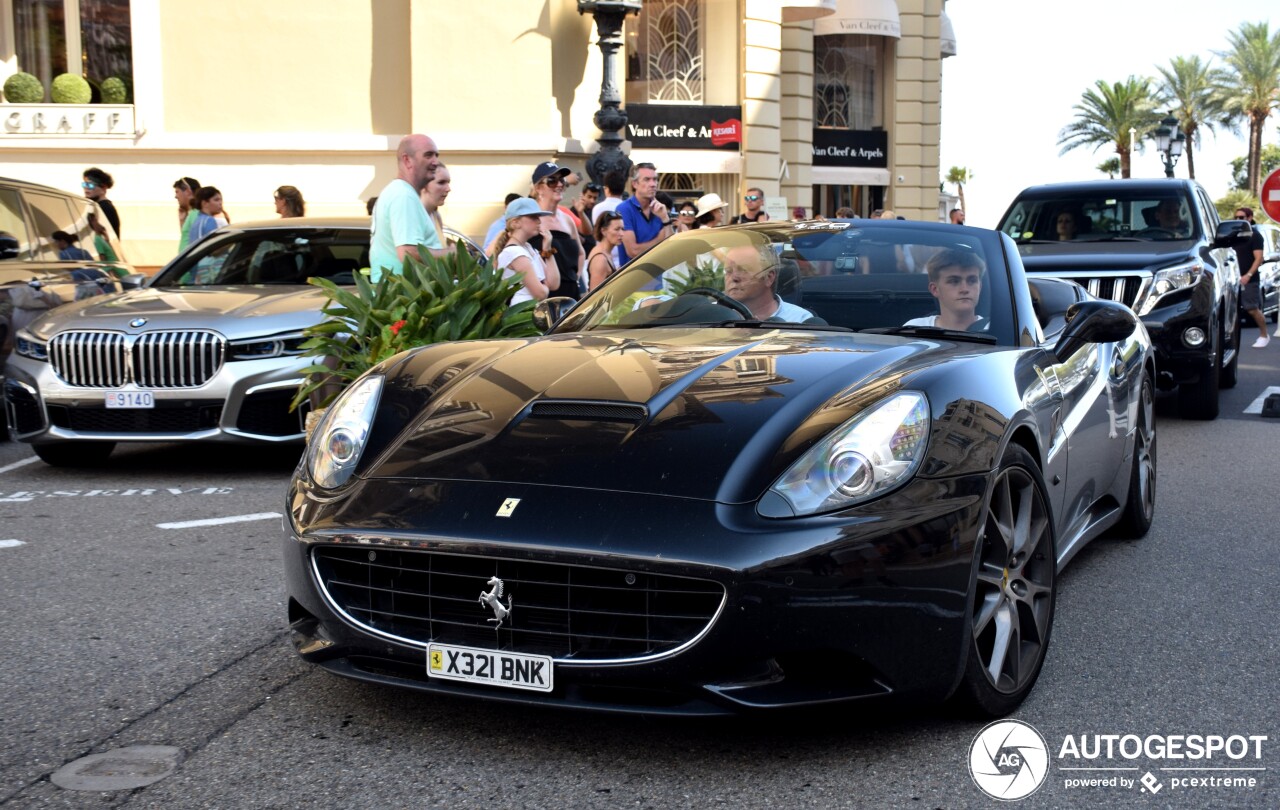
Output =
[
  {"x1": 814, "y1": 33, "x2": 885, "y2": 131},
  {"x1": 6, "y1": 0, "x2": 133, "y2": 102},
  {"x1": 625, "y1": 0, "x2": 704, "y2": 104}
]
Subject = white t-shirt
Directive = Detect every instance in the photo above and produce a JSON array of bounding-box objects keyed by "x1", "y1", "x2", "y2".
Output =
[{"x1": 498, "y1": 243, "x2": 547, "y2": 305}]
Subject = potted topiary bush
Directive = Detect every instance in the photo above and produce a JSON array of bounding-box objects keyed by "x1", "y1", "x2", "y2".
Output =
[
  {"x1": 2, "y1": 72, "x2": 45, "y2": 103},
  {"x1": 50, "y1": 73, "x2": 91, "y2": 104},
  {"x1": 292, "y1": 246, "x2": 540, "y2": 415},
  {"x1": 100, "y1": 77, "x2": 129, "y2": 104}
]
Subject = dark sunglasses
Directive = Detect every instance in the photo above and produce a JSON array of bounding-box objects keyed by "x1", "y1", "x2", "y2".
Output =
[
  {"x1": 82, "y1": 181, "x2": 98, "y2": 190},
  {"x1": 540, "y1": 177, "x2": 565, "y2": 188},
  {"x1": 744, "y1": 195, "x2": 760, "y2": 202},
  {"x1": 585, "y1": 183, "x2": 602, "y2": 193}
]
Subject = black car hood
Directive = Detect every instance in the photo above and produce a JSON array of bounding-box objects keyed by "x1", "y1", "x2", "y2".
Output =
[
  {"x1": 367, "y1": 328, "x2": 970, "y2": 503},
  {"x1": 1016, "y1": 240, "x2": 1194, "y2": 272}
]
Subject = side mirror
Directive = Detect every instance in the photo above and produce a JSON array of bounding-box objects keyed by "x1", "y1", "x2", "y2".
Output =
[
  {"x1": 118, "y1": 273, "x2": 149, "y2": 290},
  {"x1": 1212, "y1": 219, "x2": 1251, "y2": 248},
  {"x1": 1052, "y1": 300, "x2": 1135, "y2": 361},
  {"x1": 1266, "y1": 253, "x2": 1280, "y2": 264},
  {"x1": 532, "y1": 296, "x2": 576, "y2": 333}
]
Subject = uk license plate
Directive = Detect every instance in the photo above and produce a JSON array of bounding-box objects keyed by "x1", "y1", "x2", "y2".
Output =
[
  {"x1": 427, "y1": 643, "x2": 553, "y2": 692},
  {"x1": 105, "y1": 391, "x2": 155, "y2": 409}
]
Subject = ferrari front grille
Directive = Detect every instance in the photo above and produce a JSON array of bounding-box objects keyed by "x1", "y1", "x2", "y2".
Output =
[
  {"x1": 49, "y1": 330, "x2": 226, "y2": 388},
  {"x1": 312, "y1": 547, "x2": 725, "y2": 662}
]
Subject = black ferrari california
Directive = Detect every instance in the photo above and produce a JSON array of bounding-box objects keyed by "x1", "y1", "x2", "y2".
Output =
[{"x1": 284, "y1": 219, "x2": 1155, "y2": 717}]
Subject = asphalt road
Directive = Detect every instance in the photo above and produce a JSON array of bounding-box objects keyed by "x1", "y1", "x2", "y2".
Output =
[{"x1": 1, "y1": 326, "x2": 1277, "y2": 809}]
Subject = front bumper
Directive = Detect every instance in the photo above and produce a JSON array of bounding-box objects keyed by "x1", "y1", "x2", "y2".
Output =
[
  {"x1": 3, "y1": 353, "x2": 311, "y2": 444},
  {"x1": 283, "y1": 474, "x2": 989, "y2": 715}
]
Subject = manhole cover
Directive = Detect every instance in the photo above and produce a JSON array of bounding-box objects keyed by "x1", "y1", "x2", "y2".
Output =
[{"x1": 51, "y1": 745, "x2": 183, "y2": 791}]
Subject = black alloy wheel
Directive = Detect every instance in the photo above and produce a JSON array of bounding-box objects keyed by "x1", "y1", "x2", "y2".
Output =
[
  {"x1": 1114, "y1": 375, "x2": 1156, "y2": 538},
  {"x1": 956, "y1": 444, "x2": 1057, "y2": 717}
]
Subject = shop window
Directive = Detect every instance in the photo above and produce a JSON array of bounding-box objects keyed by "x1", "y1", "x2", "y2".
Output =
[
  {"x1": 9, "y1": 0, "x2": 133, "y2": 101},
  {"x1": 626, "y1": 0, "x2": 704, "y2": 104},
  {"x1": 25, "y1": 191, "x2": 78, "y2": 260},
  {"x1": 814, "y1": 34, "x2": 884, "y2": 130},
  {"x1": 0, "y1": 187, "x2": 31, "y2": 260}
]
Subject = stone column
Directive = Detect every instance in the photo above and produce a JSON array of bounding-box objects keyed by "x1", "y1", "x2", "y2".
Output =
[
  {"x1": 780, "y1": 20, "x2": 815, "y2": 218},
  {"x1": 741, "y1": 0, "x2": 783, "y2": 212},
  {"x1": 890, "y1": 0, "x2": 943, "y2": 221}
]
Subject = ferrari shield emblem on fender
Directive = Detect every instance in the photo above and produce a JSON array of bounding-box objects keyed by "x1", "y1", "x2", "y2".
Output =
[{"x1": 496, "y1": 497, "x2": 520, "y2": 517}]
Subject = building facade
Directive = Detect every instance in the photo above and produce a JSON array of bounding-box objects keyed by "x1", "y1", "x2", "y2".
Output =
[{"x1": 1, "y1": 0, "x2": 954, "y2": 269}]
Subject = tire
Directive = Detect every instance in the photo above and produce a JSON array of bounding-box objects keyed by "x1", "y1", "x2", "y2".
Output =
[
  {"x1": 1113, "y1": 375, "x2": 1156, "y2": 538},
  {"x1": 33, "y1": 441, "x2": 116, "y2": 467},
  {"x1": 953, "y1": 445, "x2": 1057, "y2": 718},
  {"x1": 1177, "y1": 322, "x2": 1220, "y2": 420}
]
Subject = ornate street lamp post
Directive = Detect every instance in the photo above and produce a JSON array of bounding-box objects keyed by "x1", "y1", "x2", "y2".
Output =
[
  {"x1": 577, "y1": 0, "x2": 642, "y2": 185},
  {"x1": 1153, "y1": 115, "x2": 1185, "y2": 178}
]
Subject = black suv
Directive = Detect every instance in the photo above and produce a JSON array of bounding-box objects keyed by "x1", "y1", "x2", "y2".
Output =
[{"x1": 997, "y1": 179, "x2": 1247, "y2": 420}]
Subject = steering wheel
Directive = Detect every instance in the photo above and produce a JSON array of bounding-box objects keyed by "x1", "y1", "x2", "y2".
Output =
[
  {"x1": 678, "y1": 286, "x2": 754, "y2": 319},
  {"x1": 1136, "y1": 227, "x2": 1177, "y2": 238}
]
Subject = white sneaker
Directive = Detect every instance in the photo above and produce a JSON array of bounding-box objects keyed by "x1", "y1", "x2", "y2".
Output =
[{"x1": 1253, "y1": 336, "x2": 1271, "y2": 348}]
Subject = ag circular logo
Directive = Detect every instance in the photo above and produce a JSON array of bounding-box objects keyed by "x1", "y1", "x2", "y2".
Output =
[{"x1": 968, "y1": 719, "x2": 1049, "y2": 801}]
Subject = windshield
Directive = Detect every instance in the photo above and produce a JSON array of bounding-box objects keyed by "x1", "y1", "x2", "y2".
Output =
[
  {"x1": 556, "y1": 222, "x2": 1016, "y2": 345},
  {"x1": 998, "y1": 190, "x2": 1199, "y2": 243},
  {"x1": 153, "y1": 228, "x2": 369, "y2": 287}
]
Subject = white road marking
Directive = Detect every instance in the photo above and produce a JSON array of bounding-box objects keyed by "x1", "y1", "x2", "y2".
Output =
[
  {"x1": 1244, "y1": 385, "x2": 1280, "y2": 415},
  {"x1": 0, "y1": 540, "x2": 26, "y2": 549},
  {"x1": 156, "y1": 512, "x2": 282, "y2": 530},
  {"x1": 0, "y1": 457, "x2": 40, "y2": 476}
]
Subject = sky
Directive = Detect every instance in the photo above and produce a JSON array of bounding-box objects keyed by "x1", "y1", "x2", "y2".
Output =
[{"x1": 938, "y1": 0, "x2": 1279, "y2": 227}]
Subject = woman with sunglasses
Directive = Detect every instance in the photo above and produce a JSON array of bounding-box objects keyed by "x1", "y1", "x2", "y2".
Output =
[
  {"x1": 82, "y1": 167, "x2": 121, "y2": 236},
  {"x1": 274, "y1": 185, "x2": 306, "y2": 218},
  {"x1": 528, "y1": 162, "x2": 586, "y2": 300},
  {"x1": 674, "y1": 201, "x2": 699, "y2": 232},
  {"x1": 587, "y1": 211, "x2": 625, "y2": 291}
]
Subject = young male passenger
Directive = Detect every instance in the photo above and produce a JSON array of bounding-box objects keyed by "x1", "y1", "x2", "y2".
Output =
[{"x1": 904, "y1": 248, "x2": 987, "y2": 331}]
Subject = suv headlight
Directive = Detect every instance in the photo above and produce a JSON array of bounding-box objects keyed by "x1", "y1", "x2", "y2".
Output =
[
  {"x1": 228, "y1": 332, "x2": 308, "y2": 360},
  {"x1": 15, "y1": 332, "x2": 49, "y2": 361},
  {"x1": 762, "y1": 391, "x2": 930, "y2": 517},
  {"x1": 305, "y1": 374, "x2": 384, "y2": 489},
  {"x1": 1139, "y1": 260, "x2": 1202, "y2": 315}
]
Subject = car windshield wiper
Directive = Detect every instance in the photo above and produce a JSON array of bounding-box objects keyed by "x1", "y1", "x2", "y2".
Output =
[
  {"x1": 705, "y1": 320, "x2": 854, "y2": 331},
  {"x1": 1017, "y1": 239, "x2": 1059, "y2": 244},
  {"x1": 859, "y1": 325, "x2": 998, "y2": 344}
]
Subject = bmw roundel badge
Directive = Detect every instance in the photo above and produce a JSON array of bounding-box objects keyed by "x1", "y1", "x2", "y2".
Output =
[{"x1": 129, "y1": 318, "x2": 148, "y2": 328}]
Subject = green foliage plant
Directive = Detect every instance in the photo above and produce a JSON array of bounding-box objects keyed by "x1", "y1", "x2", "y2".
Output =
[
  {"x1": 665, "y1": 257, "x2": 725, "y2": 296},
  {"x1": 291, "y1": 246, "x2": 539, "y2": 411},
  {"x1": 3, "y1": 72, "x2": 44, "y2": 103},
  {"x1": 50, "y1": 73, "x2": 91, "y2": 104},
  {"x1": 100, "y1": 77, "x2": 128, "y2": 104}
]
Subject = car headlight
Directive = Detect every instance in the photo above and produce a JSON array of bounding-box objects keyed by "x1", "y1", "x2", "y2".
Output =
[
  {"x1": 228, "y1": 332, "x2": 308, "y2": 360},
  {"x1": 1138, "y1": 260, "x2": 1202, "y2": 315},
  {"x1": 15, "y1": 332, "x2": 49, "y2": 361},
  {"x1": 762, "y1": 391, "x2": 930, "y2": 517},
  {"x1": 305, "y1": 374, "x2": 384, "y2": 489}
]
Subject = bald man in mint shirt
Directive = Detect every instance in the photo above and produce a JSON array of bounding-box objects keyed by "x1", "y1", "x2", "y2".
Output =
[{"x1": 370, "y1": 133, "x2": 453, "y2": 283}]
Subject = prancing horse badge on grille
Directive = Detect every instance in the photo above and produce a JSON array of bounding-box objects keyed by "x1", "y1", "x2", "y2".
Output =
[{"x1": 479, "y1": 576, "x2": 512, "y2": 628}]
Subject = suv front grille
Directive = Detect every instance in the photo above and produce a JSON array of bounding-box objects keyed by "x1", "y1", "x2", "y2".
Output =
[
  {"x1": 1044, "y1": 273, "x2": 1147, "y2": 309},
  {"x1": 50, "y1": 330, "x2": 226, "y2": 388},
  {"x1": 312, "y1": 547, "x2": 725, "y2": 662}
]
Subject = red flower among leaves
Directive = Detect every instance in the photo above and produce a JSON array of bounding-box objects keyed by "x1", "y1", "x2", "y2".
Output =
[{"x1": 390, "y1": 319, "x2": 407, "y2": 335}]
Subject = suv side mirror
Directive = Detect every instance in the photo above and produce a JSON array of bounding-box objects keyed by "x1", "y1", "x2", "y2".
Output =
[
  {"x1": 119, "y1": 273, "x2": 149, "y2": 290},
  {"x1": 1052, "y1": 300, "x2": 1135, "y2": 361},
  {"x1": 532, "y1": 296, "x2": 577, "y2": 333},
  {"x1": 1213, "y1": 220, "x2": 1251, "y2": 248}
]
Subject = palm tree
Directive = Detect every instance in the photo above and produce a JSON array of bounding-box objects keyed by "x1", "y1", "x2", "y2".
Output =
[
  {"x1": 1058, "y1": 77, "x2": 1160, "y2": 178},
  {"x1": 944, "y1": 166, "x2": 972, "y2": 213},
  {"x1": 1155, "y1": 55, "x2": 1226, "y2": 180},
  {"x1": 1216, "y1": 21, "x2": 1280, "y2": 195},
  {"x1": 1097, "y1": 157, "x2": 1121, "y2": 178}
]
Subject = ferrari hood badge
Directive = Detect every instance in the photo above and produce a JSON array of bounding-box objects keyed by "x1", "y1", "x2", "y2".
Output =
[
  {"x1": 479, "y1": 576, "x2": 512, "y2": 628},
  {"x1": 496, "y1": 497, "x2": 520, "y2": 517}
]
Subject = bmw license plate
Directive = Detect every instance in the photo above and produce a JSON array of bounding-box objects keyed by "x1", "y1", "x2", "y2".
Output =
[
  {"x1": 427, "y1": 643, "x2": 553, "y2": 692},
  {"x1": 105, "y1": 391, "x2": 155, "y2": 409}
]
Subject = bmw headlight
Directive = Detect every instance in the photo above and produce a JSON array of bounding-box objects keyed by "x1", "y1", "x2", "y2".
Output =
[
  {"x1": 1139, "y1": 260, "x2": 1202, "y2": 315},
  {"x1": 305, "y1": 374, "x2": 384, "y2": 489},
  {"x1": 762, "y1": 392, "x2": 930, "y2": 517},
  {"x1": 15, "y1": 331, "x2": 48, "y2": 361},
  {"x1": 229, "y1": 331, "x2": 308, "y2": 360}
]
